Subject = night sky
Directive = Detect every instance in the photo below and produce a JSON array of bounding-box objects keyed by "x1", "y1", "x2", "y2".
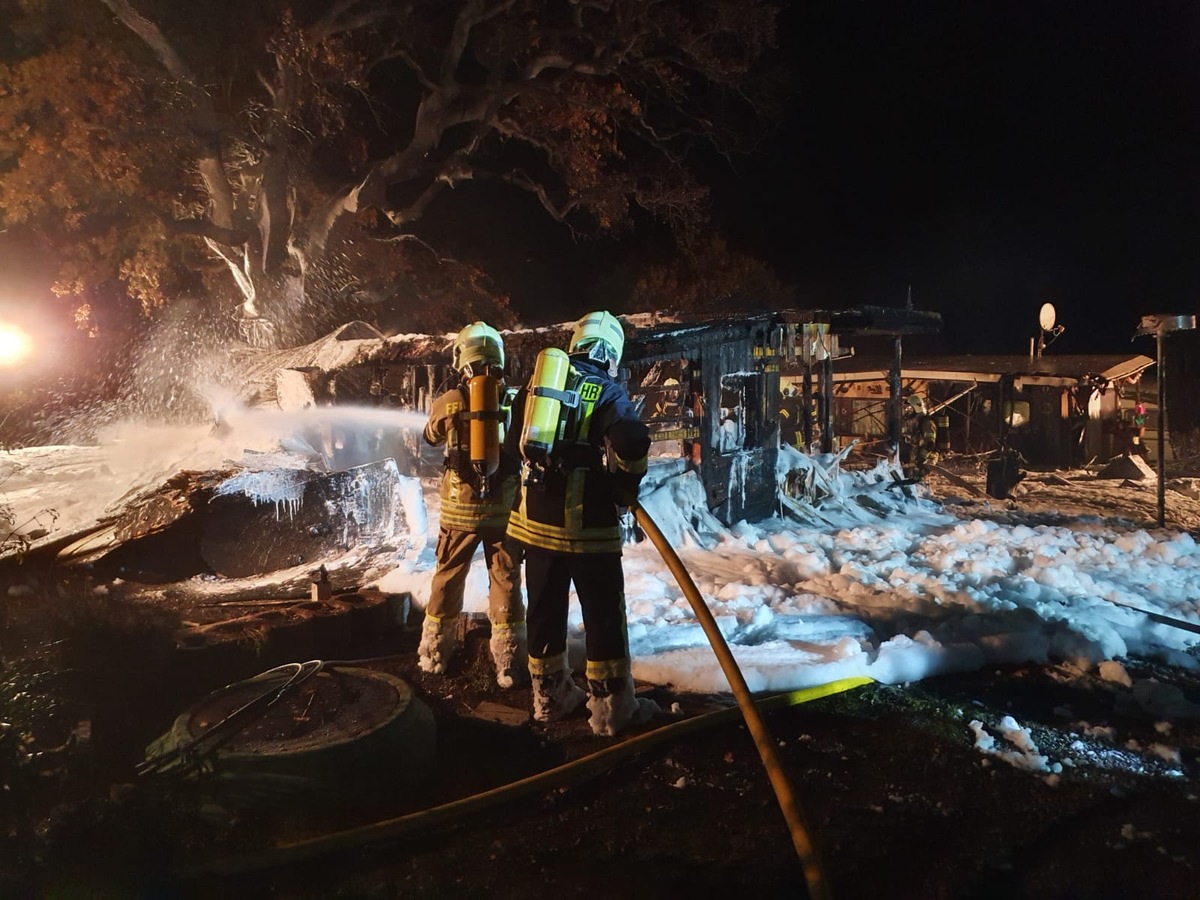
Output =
[{"x1": 714, "y1": 0, "x2": 1200, "y2": 355}]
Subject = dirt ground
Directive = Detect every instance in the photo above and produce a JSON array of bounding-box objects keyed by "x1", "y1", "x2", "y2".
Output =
[
  {"x1": 4, "y1": 463, "x2": 1200, "y2": 899},
  {"x1": 928, "y1": 460, "x2": 1200, "y2": 534},
  {"x1": 195, "y1": 649, "x2": 1200, "y2": 900}
]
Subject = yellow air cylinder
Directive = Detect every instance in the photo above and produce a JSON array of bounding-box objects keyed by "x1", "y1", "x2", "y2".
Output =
[
  {"x1": 521, "y1": 347, "x2": 571, "y2": 465},
  {"x1": 935, "y1": 413, "x2": 951, "y2": 451},
  {"x1": 468, "y1": 373, "x2": 501, "y2": 483}
]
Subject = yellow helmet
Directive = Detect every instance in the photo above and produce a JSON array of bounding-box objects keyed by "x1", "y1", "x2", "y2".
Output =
[
  {"x1": 568, "y1": 310, "x2": 624, "y2": 372},
  {"x1": 452, "y1": 321, "x2": 505, "y2": 374}
]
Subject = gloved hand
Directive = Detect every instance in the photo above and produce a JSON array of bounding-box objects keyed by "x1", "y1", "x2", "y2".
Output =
[
  {"x1": 609, "y1": 472, "x2": 641, "y2": 507},
  {"x1": 619, "y1": 509, "x2": 644, "y2": 543}
]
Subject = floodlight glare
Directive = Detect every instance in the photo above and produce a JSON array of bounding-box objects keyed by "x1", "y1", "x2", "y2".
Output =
[{"x1": 0, "y1": 323, "x2": 33, "y2": 367}]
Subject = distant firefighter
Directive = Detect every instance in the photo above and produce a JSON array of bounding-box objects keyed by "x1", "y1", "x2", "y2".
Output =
[
  {"x1": 905, "y1": 394, "x2": 939, "y2": 475},
  {"x1": 1131, "y1": 402, "x2": 1148, "y2": 455}
]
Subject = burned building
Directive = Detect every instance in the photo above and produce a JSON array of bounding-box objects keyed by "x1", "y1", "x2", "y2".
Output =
[
  {"x1": 229, "y1": 307, "x2": 944, "y2": 525},
  {"x1": 620, "y1": 313, "x2": 783, "y2": 525},
  {"x1": 227, "y1": 315, "x2": 786, "y2": 524},
  {"x1": 776, "y1": 306, "x2": 945, "y2": 457},
  {"x1": 823, "y1": 353, "x2": 1156, "y2": 468}
]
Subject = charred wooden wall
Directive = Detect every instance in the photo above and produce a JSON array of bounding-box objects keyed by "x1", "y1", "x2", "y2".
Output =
[
  {"x1": 626, "y1": 316, "x2": 781, "y2": 525},
  {"x1": 258, "y1": 316, "x2": 792, "y2": 525}
]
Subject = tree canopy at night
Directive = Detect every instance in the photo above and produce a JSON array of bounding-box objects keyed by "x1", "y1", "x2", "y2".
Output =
[{"x1": 0, "y1": 0, "x2": 781, "y2": 344}]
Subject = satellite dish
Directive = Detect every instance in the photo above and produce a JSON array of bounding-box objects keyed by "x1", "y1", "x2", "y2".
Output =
[{"x1": 1038, "y1": 302, "x2": 1057, "y2": 332}]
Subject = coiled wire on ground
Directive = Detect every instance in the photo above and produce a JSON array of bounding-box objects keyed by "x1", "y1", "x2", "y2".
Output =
[{"x1": 137, "y1": 655, "x2": 398, "y2": 779}]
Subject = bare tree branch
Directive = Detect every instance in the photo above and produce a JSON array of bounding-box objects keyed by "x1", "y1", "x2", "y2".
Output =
[
  {"x1": 440, "y1": 0, "x2": 481, "y2": 85},
  {"x1": 159, "y1": 216, "x2": 250, "y2": 247},
  {"x1": 98, "y1": 0, "x2": 237, "y2": 232},
  {"x1": 310, "y1": 0, "x2": 407, "y2": 42},
  {"x1": 97, "y1": 0, "x2": 189, "y2": 77},
  {"x1": 21, "y1": 0, "x2": 781, "y2": 340},
  {"x1": 373, "y1": 46, "x2": 439, "y2": 93},
  {"x1": 498, "y1": 170, "x2": 581, "y2": 224},
  {"x1": 205, "y1": 238, "x2": 258, "y2": 317},
  {"x1": 522, "y1": 52, "x2": 613, "y2": 80},
  {"x1": 439, "y1": 0, "x2": 518, "y2": 85}
]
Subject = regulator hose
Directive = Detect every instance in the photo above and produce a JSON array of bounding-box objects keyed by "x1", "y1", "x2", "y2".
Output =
[
  {"x1": 632, "y1": 502, "x2": 836, "y2": 900},
  {"x1": 182, "y1": 676, "x2": 870, "y2": 879}
]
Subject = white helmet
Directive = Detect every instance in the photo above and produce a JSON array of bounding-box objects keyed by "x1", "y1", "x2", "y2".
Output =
[
  {"x1": 568, "y1": 310, "x2": 624, "y2": 374},
  {"x1": 452, "y1": 321, "x2": 505, "y2": 375}
]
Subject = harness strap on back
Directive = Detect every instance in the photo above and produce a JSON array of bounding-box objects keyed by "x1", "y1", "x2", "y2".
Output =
[{"x1": 531, "y1": 385, "x2": 580, "y2": 408}]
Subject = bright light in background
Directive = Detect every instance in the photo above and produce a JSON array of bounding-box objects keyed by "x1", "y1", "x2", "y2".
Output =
[{"x1": 0, "y1": 322, "x2": 33, "y2": 367}]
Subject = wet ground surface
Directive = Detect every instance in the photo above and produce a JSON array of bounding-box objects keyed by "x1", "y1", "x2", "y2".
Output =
[
  {"x1": 3, "y1": 609, "x2": 1199, "y2": 900},
  {"x1": 4, "y1": 464, "x2": 1200, "y2": 899},
  {"x1": 926, "y1": 460, "x2": 1200, "y2": 534},
  {"x1": 196, "y1": 652, "x2": 1200, "y2": 900}
]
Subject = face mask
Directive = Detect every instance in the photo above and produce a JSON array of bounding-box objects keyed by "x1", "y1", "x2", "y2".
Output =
[{"x1": 586, "y1": 343, "x2": 618, "y2": 378}]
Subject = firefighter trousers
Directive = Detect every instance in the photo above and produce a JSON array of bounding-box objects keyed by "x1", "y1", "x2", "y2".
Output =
[
  {"x1": 524, "y1": 549, "x2": 630, "y2": 680},
  {"x1": 427, "y1": 525, "x2": 524, "y2": 626}
]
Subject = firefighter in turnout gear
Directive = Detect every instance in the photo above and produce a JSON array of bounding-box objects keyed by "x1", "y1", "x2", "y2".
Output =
[
  {"x1": 905, "y1": 394, "x2": 939, "y2": 476},
  {"x1": 505, "y1": 311, "x2": 660, "y2": 736},
  {"x1": 419, "y1": 322, "x2": 528, "y2": 688}
]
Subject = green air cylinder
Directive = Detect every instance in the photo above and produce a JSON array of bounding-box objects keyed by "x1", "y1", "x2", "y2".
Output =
[{"x1": 521, "y1": 347, "x2": 571, "y2": 465}]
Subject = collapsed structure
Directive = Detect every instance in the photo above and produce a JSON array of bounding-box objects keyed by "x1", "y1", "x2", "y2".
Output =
[
  {"x1": 6, "y1": 305, "x2": 1176, "y2": 618},
  {"x1": 826, "y1": 352, "x2": 1156, "y2": 469},
  {"x1": 222, "y1": 307, "x2": 1163, "y2": 525},
  {"x1": 227, "y1": 308, "x2": 942, "y2": 524}
]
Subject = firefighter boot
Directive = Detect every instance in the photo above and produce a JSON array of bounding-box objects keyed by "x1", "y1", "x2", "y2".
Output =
[
  {"x1": 530, "y1": 654, "x2": 587, "y2": 722},
  {"x1": 587, "y1": 676, "x2": 660, "y2": 737},
  {"x1": 490, "y1": 622, "x2": 530, "y2": 689},
  {"x1": 417, "y1": 614, "x2": 459, "y2": 674}
]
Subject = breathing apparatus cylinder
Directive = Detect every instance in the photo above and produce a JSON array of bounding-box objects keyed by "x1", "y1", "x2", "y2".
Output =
[
  {"x1": 520, "y1": 347, "x2": 572, "y2": 473},
  {"x1": 935, "y1": 414, "x2": 951, "y2": 452},
  {"x1": 468, "y1": 373, "x2": 502, "y2": 496}
]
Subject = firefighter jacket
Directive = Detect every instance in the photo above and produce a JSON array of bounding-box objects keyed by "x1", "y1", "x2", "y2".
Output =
[
  {"x1": 505, "y1": 357, "x2": 650, "y2": 554},
  {"x1": 425, "y1": 385, "x2": 518, "y2": 531}
]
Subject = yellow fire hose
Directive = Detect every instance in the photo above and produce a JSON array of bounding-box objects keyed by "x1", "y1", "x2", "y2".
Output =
[
  {"x1": 183, "y1": 677, "x2": 870, "y2": 879},
  {"x1": 633, "y1": 502, "x2": 844, "y2": 900},
  {"x1": 177, "y1": 506, "x2": 872, "y2": 891}
]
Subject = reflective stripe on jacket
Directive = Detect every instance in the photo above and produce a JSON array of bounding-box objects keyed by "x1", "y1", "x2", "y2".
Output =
[
  {"x1": 425, "y1": 386, "x2": 517, "y2": 531},
  {"x1": 505, "y1": 358, "x2": 649, "y2": 554}
]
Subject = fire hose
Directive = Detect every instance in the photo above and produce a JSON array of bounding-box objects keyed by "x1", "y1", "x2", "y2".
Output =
[
  {"x1": 632, "y1": 502, "x2": 844, "y2": 900},
  {"x1": 173, "y1": 513, "x2": 871, "y2": 892},
  {"x1": 183, "y1": 677, "x2": 869, "y2": 879}
]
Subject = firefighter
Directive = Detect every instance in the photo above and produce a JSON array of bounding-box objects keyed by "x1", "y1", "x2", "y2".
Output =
[
  {"x1": 505, "y1": 311, "x2": 659, "y2": 736},
  {"x1": 419, "y1": 322, "x2": 528, "y2": 688},
  {"x1": 906, "y1": 394, "x2": 939, "y2": 475},
  {"x1": 1131, "y1": 402, "x2": 1148, "y2": 456}
]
